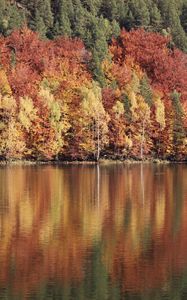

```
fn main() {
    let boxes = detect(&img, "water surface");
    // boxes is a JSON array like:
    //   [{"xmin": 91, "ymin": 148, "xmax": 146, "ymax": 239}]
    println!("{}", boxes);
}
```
[{"xmin": 0, "ymin": 163, "xmax": 186, "ymax": 299}]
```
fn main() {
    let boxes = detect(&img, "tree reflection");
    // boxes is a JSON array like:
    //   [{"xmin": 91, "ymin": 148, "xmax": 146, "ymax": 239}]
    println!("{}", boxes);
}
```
[{"xmin": 0, "ymin": 164, "xmax": 186, "ymax": 299}]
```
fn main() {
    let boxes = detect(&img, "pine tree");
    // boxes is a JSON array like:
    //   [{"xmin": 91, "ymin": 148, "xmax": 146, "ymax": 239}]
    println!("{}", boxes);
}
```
[
  {"xmin": 180, "ymin": 2, "xmax": 187, "ymax": 33},
  {"xmin": 28, "ymin": 0, "xmax": 53, "ymax": 38},
  {"xmin": 31, "ymin": 10, "xmax": 47, "ymax": 38},
  {"xmin": 0, "ymin": 0, "xmax": 7, "ymax": 34},
  {"xmin": 6, "ymin": 5, "xmax": 25, "ymax": 33},
  {"xmin": 53, "ymin": 0, "xmax": 72, "ymax": 37},
  {"xmin": 168, "ymin": 1, "xmax": 187, "ymax": 51},
  {"xmin": 124, "ymin": 9, "xmax": 134, "ymax": 30},
  {"xmin": 158, "ymin": 0, "xmax": 187, "ymax": 51},
  {"xmin": 123, "ymin": 94, "xmax": 132, "ymax": 122},
  {"xmin": 111, "ymin": 19, "xmax": 120, "ymax": 38},
  {"xmin": 0, "ymin": 1, "xmax": 25, "ymax": 36},
  {"xmin": 171, "ymin": 90, "xmax": 185, "ymax": 154},
  {"xmin": 81, "ymin": 0, "xmax": 102, "ymax": 15},
  {"xmin": 128, "ymin": 0, "xmax": 150, "ymax": 28},
  {"xmin": 100, "ymin": 0, "xmax": 118, "ymax": 21},
  {"xmin": 150, "ymin": 3, "xmax": 162, "ymax": 30},
  {"xmin": 140, "ymin": 76, "xmax": 153, "ymax": 107},
  {"xmin": 72, "ymin": 0, "xmax": 87, "ymax": 38},
  {"xmin": 116, "ymin": 0, "xmax": 129, "ymax": 24}
]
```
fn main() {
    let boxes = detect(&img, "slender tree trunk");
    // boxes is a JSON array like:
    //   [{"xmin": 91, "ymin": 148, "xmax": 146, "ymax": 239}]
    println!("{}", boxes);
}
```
[
  {"xmin": 96, "ymin": 114, "xmax": 100, "ymax": 162},
  {"xmin": 140, "ymin": 119, "xmax": 145, "ymax": 160}
]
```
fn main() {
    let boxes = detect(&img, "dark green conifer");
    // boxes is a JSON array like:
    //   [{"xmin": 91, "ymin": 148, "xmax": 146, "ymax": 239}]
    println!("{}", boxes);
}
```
[
  {"xmin": 180, "ymin": 3, "xmax": 187, "ymax": 33},
  {"xmin": 123, "ymin": 94, "xmax": 132, "ymax": 122},
  {"xmin": 140, "ymin": 76, "xmax": 153, "ymax": 107},
  {"xmin": 81, "ymin": 0, "xmax": 102, "ymax": 15},
  {"xmin": 72, "ymin": 0, "xmax": 87, "ymax": 38},
  {"xmin": 171, "ymin": 90, "xmax": 185, "ymax": 152},
  {"xmin": 158, "ymin": 0, "xmax": 187, "ymax": 51},
  {"xmin": 128, "ymin": 0, "xmax": 150, "ymax": 28},
  {"xmin": 150, "ymin": 3, "xmax": 162, "ymax": 30},
  {"xmin": 31, "ymin": 10, "xmax": 47, "ymax": 38},
  {"xmin": 53, "ymin": 0, "xmax": 72, "ymax": 37},
  {"xmin": 0, "ymin": 0, "xmax": 7, "ymax": 34},
  {"xmin": 100, "ymin": 0, "xmax": 118, "ymax": 21},
  {"xmin": 29, "ymin": 0, "xmax": 53, "ymax": 38},
  {"xmin": 0, "ymin": 1, "xmax": 25, "ymax": 36}
]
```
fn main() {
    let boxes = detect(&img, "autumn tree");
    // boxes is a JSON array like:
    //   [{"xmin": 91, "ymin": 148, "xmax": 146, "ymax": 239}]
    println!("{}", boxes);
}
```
[
  {"xmin": 81, "ymin": 82, "xmax": 109, "ymax": 161},
  {"xmin": 171, "ymin": 90, "xmax": 186, "ymax": 158}
]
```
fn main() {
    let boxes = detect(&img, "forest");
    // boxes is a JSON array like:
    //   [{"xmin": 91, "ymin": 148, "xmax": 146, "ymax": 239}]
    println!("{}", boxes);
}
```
[{"xmin": 0, "ymin": 0, "xmax": 186, "ymax": 161}]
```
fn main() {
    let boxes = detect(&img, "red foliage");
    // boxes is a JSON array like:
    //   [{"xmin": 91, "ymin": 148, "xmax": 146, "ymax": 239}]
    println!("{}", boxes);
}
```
[
  {"xmin": 0, "ymin": 28, "xmax": 90, "ymax": 100},
  {"xmin": 102, "ymin": 88, "xmax": 117, "ymax": 111},
  {"xmin": 111, "ymin": 29, "xmax": 187, "ymax": 97}
]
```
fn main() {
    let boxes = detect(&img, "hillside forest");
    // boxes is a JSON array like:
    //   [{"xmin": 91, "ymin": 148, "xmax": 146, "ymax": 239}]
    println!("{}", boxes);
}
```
[{"xmin": 0, "ymin": 0, "xmax": 186, "ymax": 161}]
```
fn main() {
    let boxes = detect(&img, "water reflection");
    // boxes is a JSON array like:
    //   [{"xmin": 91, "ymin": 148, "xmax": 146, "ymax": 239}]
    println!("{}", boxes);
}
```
[{"xmin": 0, "ymin": 164, "xmax": 186, "ymax": 299}]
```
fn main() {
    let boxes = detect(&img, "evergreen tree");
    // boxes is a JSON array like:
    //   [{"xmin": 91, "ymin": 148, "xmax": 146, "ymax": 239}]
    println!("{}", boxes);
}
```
[
  {"xmin": 116, "ymin": 0, "xmax": 129, "ymax": 24},
  {"xmin": 0, "ymin": 0, "xmax": 7, "ymax": 35},
  {"xmin": 171, "ymin": 90, "xmax": 185, "ymax": 153},
  {"xmin": 128, "ymin": 0, "xmax": 150, "ymax": 28},
  {"xmin": 180, "ymin": 2, "xmax": 187, "ymax": 33},
  {"xmin": 0, "ymin": 1, "xmax": 25, "ymax": 36},
  {"xmin": 81, "ymin": 0, "xmax": 101, "ymax": 15},
  {"xmin": 72, "ymin": 0, "xmax": 87, "ymax": 38},
  {"xmin": 100, "ymin": 0, "xmax": 118, "ymax": 21},
  {"xmin": 124, "ymin": 9, "xmax": 135, "ymax": 31},
  {"xmin": 31, "ymin": 10, "xmax": 47, "ymax": 38},
  {"xmin": 53, "ymin": 0, "xmax": 72, "ymax": 37},
  {"xmin": 28, "ymin": 0, "xmax": 53, "ymax": 38},
  {"xmin": 158, "ymin": 0, "xmax": 187, "ymax": 51},
  {"xmin": 6, "ymin": 5, "xmax": 25, "ymax": 35},
  {"xmin": 111, "ymin": 19, "xmax": 120, "ymax": 38},
  {"xmin": 149, "ymin": 3, "xmax": 162, "ymax": 30},
  {"xmin": 140, "ymin": 76, "xmax": 153, "ymax": 107},
  {"xmin": 123, "ymin": 94, "xmax": 132, "ymax": 122},
  {"xmin": 88, "ymin": 17, "xmax": 108, "ymax": 85}
]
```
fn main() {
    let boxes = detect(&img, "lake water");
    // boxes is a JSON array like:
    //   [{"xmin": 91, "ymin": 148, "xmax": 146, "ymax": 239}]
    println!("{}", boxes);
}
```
[{"xmin": 0, "ymin": 163, "xmax": 186, "ymax": 300}]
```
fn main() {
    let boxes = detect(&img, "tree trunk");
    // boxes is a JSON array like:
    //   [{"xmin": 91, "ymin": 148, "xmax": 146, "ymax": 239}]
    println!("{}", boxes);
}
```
[
  {"xmin": 96, "ymin": 114, "xmax": 100, "ymax": 162},
  {"xmin": 140, "ymin": 119, "xmax": 145, "ymax": 160}
]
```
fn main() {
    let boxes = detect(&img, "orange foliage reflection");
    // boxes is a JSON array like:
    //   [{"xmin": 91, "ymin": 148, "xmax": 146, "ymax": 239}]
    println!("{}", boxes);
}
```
[{"xmin": 0, "ymin": 164, "xmax": 186, "ymax": 297}]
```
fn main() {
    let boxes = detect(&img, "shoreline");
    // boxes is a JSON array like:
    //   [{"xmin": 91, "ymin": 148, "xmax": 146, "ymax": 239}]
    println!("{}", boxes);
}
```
[{"xmin": 0, "ymin": 158, "xmax": 186, "ymax": 166}]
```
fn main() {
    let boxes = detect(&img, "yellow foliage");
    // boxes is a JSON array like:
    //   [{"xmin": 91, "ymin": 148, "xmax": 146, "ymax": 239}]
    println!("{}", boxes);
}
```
[
  {"xmin": 81, "ymin": 82, "xmax": 110, "ymax": 125},
  {"xmin": 137, "ymin": 95, "xmax": 151, "ymax": 120},
  {"xmin": 6, "ymin": 121, "xmax": 26, "ymax": 159},
  {"xmin": 81, "ymin": 82, "xmax": 104, "ymax": 116},
  {"xmin": 154, "ymin": 96, "xmax": 166, "ymax": 129},
  {"xmin": 129, "ymin": 91, "xmax": 138, "ymax": 118},
  {"xmin": 102, "ymin": 59, "xmax": 115, "ymax": 83},
  {"xmin": 112, "ymin": 100, "xmax": 124, "ymax": 117},
  {"xmin": 125, "ymin": 135, "xmax": 133, "ymax": 148},
  {"xmin": 39, "ymin": 86, "xmax": 54, "ymax": 107},
  {"xmin": 40, "ymin": 77, "xmax": 60, "ymax": 92},
  {"xmin": 130, "ymin": 72, "xmax": 140, "ymax": 94},
  {"xmin": 0, "ymin": 95, "xmax": 16, "ymax": 112},
  {"xmin": 39, "ymin": 86, "xmax": 70, "ymax": 151},
  {"xmin": 0, "ymin": 69, "xmax": 12, "ymax": 95},
  {"xmin": 124, "ymin": 72, "xmax": 142, "ymax": 120},
  {"xmin": 18, "ymin": 97, "xmax": 37, "ymax": 131},
  {"xmin": 80, "ymin": 81, "xmax": 110, "ymax": 153}
]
